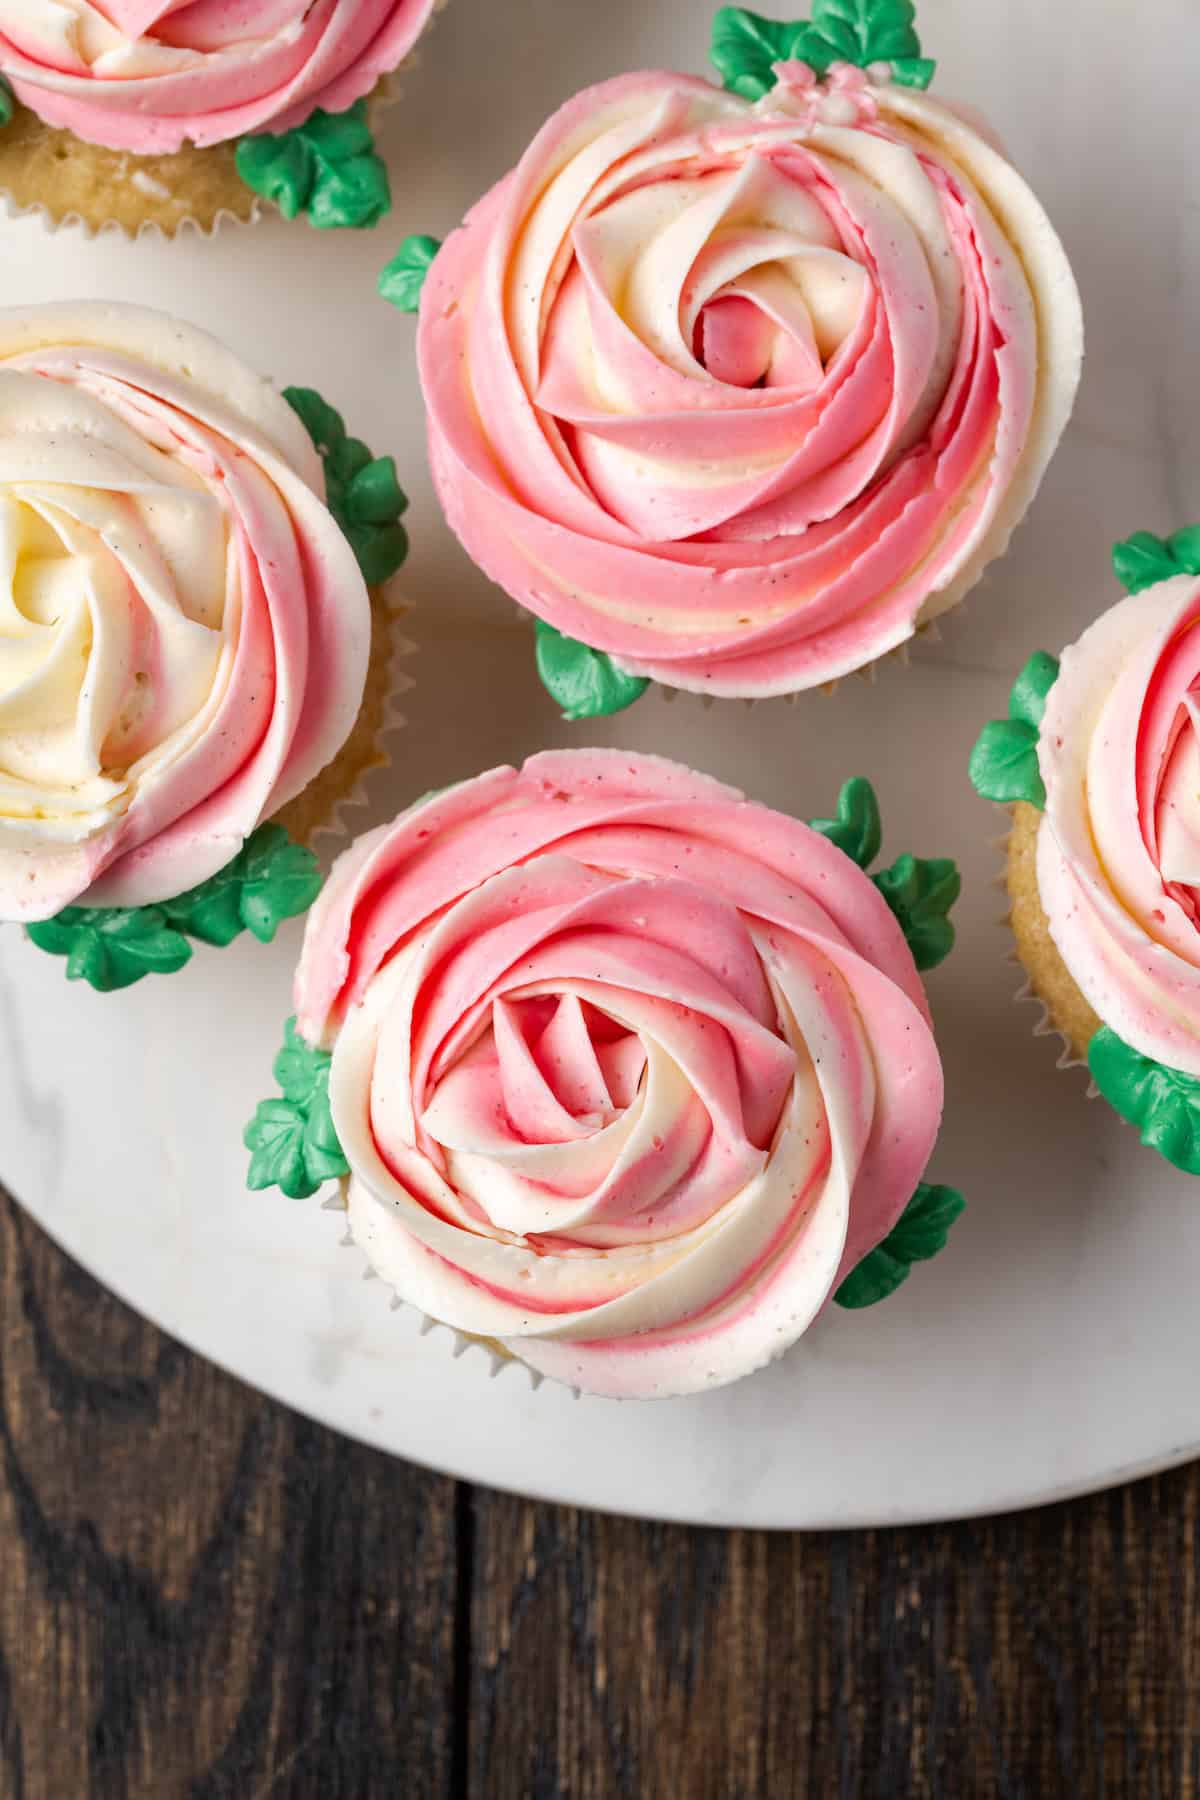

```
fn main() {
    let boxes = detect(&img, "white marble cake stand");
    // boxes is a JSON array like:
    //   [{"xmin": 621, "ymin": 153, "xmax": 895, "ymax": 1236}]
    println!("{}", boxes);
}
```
[{"xmin": 1, "ymin": 0, "xmax": 1198, "ymax": 1527}]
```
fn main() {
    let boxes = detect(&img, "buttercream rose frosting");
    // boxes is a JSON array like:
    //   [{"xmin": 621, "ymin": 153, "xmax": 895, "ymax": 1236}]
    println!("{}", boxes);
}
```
[
  {"xmin": 1037, "ymin": 575, "xmax": 1200, "ymax": 1076},
  {"xmin": 294, "ymin": 750, "xmax": 945, "ymax": 1398},
  {"xmin": 0, "ymin": 1, "xmax": 436, "ymax": 153},
  {"xmin": 0, "ymin": 302, "xmax": 369, "ymax": 922},
  {"xmin": 417, "ymin": 60, "xmax": 1082, "ymax": 697}
]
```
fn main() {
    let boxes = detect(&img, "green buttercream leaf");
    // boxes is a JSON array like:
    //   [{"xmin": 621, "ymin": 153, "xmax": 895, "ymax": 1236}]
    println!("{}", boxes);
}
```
[
  {"xmin": 284, "ymin": 386, "xmax": 409, "ymax": 585},
  {"xmin": 245, "ymin": 1018, "xmax": 349, "ymax": 1199},
  {"xmin": 967, "ymin": 650, "xmax": 1060, "ymax": 808},
  {"xmin": 300, "ymin": 106, "xmax": 374, "ymax": 161},
  {"xmin": 25, "ymin": 824, "xmax": 322, "ymax": 992},
  {"xmin": 709, "ymin": 7, "xmax": 820, "ymax": 96},
  {"xmin": 236, "ymin": 102, "xmax": 390, "ymax": 230},
  {"xmin": 889, "ymin": 55, "xmax": 935, "ymax": 87},
  {"xmin": 710, "ymin": 1, "xmax": 932, "ymax": 97},
  {"xmin": 163, "ymin": 824, "xmax": 322, "ymax": 948},
  {"xmin": 235, "ymin": 130, "xmax": 312, "ymax": 218},
  {"xmin": 808, "ymin": 776, "xmax": 882, "ymax": 870},
  {"xmin": 329, "ymin": 435, "xmax": 373, "ymax": 486},
  {"xmin": 282, "ymin": 385, "xmax": 344, "ymax": 453},
  {"xmin": 1112, "ymin": 524, "xmax": 1200, "ymax": 594},
  {"xmin": 814, "ymin": 0, "xmax": 921, "ymax": 59},
  {"xmin": 345, "ymin": 519, "xmax": 409, "ymax": 586},
  {"xmin": 873, "ymin": 853, "xmax": 960, "ymax": 970},
  {"xmin": 307, "ymin": 152, "xmax": 391, "ymax": 231},
  {"xmin": 347, "ymin": 457, "xmax": 408, "ymax": 526},
  {"xmin": 967, "ymin": 719, "xmax": 1042, "ymax": 808},
  {"xmin": 379, "ymin": 234, "xmax": 443, "ymax": 312},
  {"xmin": 1088, "ymin": 1027, "xmax": 1200, "ymax": 1175},
  {"xmin": 834, "ymin": 1182, "xmax": 965, "ymax": 1308},
  {"xmin": 1008, "ymin": 649, "xmax": 1059, "ymax": 730},
  {"xmin": 534, "ymin": 620, "xmax": 649, "ymax": 721},
  {"xmin": 0, "ymin": 76, "xmax": 14, "ymax": 130},
  {"xmin": 26, "ymin": 907, "xmax": 192, "ymax": 993}
]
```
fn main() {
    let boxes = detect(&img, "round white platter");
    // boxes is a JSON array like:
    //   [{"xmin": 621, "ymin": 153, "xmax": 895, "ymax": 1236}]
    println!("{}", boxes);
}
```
[{"xmin": 1, "ymin": 0, "xmax": 1198, "ymax": 1529}]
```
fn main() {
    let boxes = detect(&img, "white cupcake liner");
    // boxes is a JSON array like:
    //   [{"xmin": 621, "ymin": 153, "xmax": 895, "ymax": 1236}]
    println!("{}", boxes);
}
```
[
  {"xmin": 322, "ymin": 1183, "xmax": 547, "ymax": 1390},
  {"xmin": 0, "ymin": 182, "xmax": 261, "ymax": 242}
]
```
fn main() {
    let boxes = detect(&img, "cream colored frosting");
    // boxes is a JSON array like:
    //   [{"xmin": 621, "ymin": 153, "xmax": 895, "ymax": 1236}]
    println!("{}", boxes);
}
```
[
  {"xmin": 294, "ymin": 750, "xmax": 945, "ymax": 1398},
  {"xmin": 419, "ymin": 61, "xmax": 1083, "ymax": 697},
  {"xmin": 0, "ymin": 303, "xmax": 369, "ymax": 921},
  {"xmin": 1038, "ymin": 574, "xmax": 1200, "ymax": 1075}
]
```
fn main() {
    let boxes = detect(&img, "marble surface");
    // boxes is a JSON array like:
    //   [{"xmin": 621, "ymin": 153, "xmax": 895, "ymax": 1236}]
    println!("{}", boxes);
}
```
[{"xmin": 1, "ymin": 0, "xmax": 1198, "ymax": 1527}]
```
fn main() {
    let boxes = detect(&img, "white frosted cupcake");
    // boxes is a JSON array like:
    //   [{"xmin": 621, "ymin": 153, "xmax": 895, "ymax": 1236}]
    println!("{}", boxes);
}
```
[
  {"xmin": 0, "ymin": 3, "xmax": 438, "ymax": 234},
  {"xmin": 1, "ymin": 303, "xmax": 409, "ymax": 993},
  {"xmin": 382, "ymin": 2, "xmax": 1082, "ymax": 717},
  {"xmin": 248, "ymin": 751, "xmax": 965, "ymax": 1398}
]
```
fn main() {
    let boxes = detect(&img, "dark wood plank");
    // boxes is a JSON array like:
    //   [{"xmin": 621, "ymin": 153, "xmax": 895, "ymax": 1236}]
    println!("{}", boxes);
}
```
[
  {"xmin": 467, "ymin": 1469, "xmax": 1200, "ymax": 1800},
  {"xmin": 0, "ymin": 1188, "xmax": 460, "ymax": 1800}
]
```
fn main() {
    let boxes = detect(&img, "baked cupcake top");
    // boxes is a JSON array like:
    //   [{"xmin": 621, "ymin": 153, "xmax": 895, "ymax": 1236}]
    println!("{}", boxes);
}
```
[
  {"xmin": 0, "ymin": 1, "xmax": 435, "ymax": 153},
  {"xmin": 389, "ymin": 7, "xmax": 1082, "ymax": 709},
  {"xmin": 0, "ymin": 302, "xmax": 371, "ymax": 928},
  {"xmin": 970, "ymin": 527, "xmax": 1200, "ymax": 1169},
  {"xmin": 250, "ymin": 750, "xmax": 964, "ymax": 1399}
]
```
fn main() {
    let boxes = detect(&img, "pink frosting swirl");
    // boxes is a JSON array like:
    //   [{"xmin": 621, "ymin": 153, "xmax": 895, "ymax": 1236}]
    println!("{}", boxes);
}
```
[
  {"xmin": 0, "ymin": 303, "xmax": 370, "ymax": 922},
  {"xmin": 1038, "ymin": 575, "xmax": 1200, "ymax": 1075},
  {"xmin": 0, "ymin": 1, "xmax": 435, "ymax": 152},
  {"xmin": 419, "ymin": 63, "xmax": 1082, "ymax": 697},
  {"xmin": 296, "ymin": 750, "xmax": 944, "ymax": 1397}
]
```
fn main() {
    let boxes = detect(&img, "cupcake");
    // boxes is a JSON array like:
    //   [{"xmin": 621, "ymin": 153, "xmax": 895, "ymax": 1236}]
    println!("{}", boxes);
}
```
[
  {"xmin": 0, "ymin": 3, "xmax": 438, "ymax": 235},
  {"xmin": 247, "ymin": 751, "xmax": 964, "ymax": 1399},
  {"xmin": 381, "ymin": 2, "xmax": 1082, "ymax": 717},
  {"xmin": 3, "ymin": 302, "xmax": 409, "ymax": 993},
  {"xmin": 970, "ymin": 525, "xmax": 1200, "ymax": 1173}
]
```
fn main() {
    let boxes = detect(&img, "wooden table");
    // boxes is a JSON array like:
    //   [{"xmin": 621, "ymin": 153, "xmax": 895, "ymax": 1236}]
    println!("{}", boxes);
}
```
[{"xmin": 0, "ymin": 1183, "xmax": 1192, "ymax": 1800}]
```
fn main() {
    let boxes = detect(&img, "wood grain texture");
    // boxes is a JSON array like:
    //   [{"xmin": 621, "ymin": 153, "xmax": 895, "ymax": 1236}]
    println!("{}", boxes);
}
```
[
  {"xmin": 3, "ymin": 1181, "xmax": 1200, "ymax": 1800},
  {"xmin": 0, "ymin": 1189, "xmax": 459, "ymax": 1800},
  {"xmin": 467, "ymin": 1475, "xmax": 1200, "ymax": 1800}
]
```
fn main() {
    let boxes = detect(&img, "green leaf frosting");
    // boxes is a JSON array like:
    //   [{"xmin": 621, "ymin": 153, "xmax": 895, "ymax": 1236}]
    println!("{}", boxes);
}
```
[
  {"xmin": 534, "ymin": 621, "xmax": 650, "ymax": 721},
  {"xmin": 1111, "ymin": 525, "xmax": 1200, "ymax": 595},
  {"xmin": 872, "ymin": 853, "xmax": 960, "ymax": 971},
  {"xmin": 235, "ymin": 102, "xmax": 391, "ymax": 231},
  {"xmin": 967, "ymin": 650, "xmax": 1060, "ymax": 810},
  {"xmin": 284, "ymin": 386, "xmax": 409, "ymax": 586},
  {"xmin": 245, "ymin": 1017, "xmax": 349, "ymax": 1199},
  {"xmin": 379, "ymin": 234, "xmax": 443, "ymax": 313},
  {"xmin": 0, "ymin": 76, "xmax": 14, "ymax": 130},
  {"xmin": 807, "ymin": 776, "xmax": 882, "ymax": 870},
  {"xmin": 806, "ymin": 778, "xmax": 959, "ymax": 965},
  {"xmin": 26, "ymin": 824, "xmax": 320, "ymax": 993},
  {"xmin": 163, "ymin": 824, "xmax": 323, "ymax": 947},
  {"xmin": 26, "ymin": 908, "xmax": 192, "ymax": 993},
  {"xmin": 710, "ymin": 1, "xmax": 933, "ymax": 100},
  {"xmin": 834, "ymin": 1182, "xmax": 965, "ymax": 1308},
  {"xmin": 1088, "ymin": 1027, "xmax": 1200, "ymax": 1175}
]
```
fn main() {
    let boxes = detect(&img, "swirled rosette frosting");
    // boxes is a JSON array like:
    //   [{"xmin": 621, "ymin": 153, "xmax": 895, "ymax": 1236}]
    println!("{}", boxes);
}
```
[
  {"xmin": 0, "ymin": 302, "xmax": 369, "ymax": 922},
  {"xmin": 417, "ymin": 59, "xmax": 1082, "ymax": 698},
  {"xmin": 294, "ymin": 750, "xmax": 945, "ymax": 1397},
  {"xmin": 0, "ymin": 1, "xmax": 435, "ymax": 153},
  {"xmin": 1037, "ymin": 575, "xmax": 1200, "ymax": 1076}
]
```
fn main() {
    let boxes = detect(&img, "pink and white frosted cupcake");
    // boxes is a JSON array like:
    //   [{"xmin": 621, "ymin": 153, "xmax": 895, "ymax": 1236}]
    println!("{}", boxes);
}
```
[
  {"xmin": 382, "ymin": 3, "xmax": 1082, "ymax": 718},
  {"xmin": 2, "ymin": 302, "xmax": 411, "ymax": 995},
  {"xmin": 0, "ymin": 2, "xmax": 439, "ymax": 235},
  {"xmin": 247, "ymin": 750, "xmax": 964, "ymax": 1398}
]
